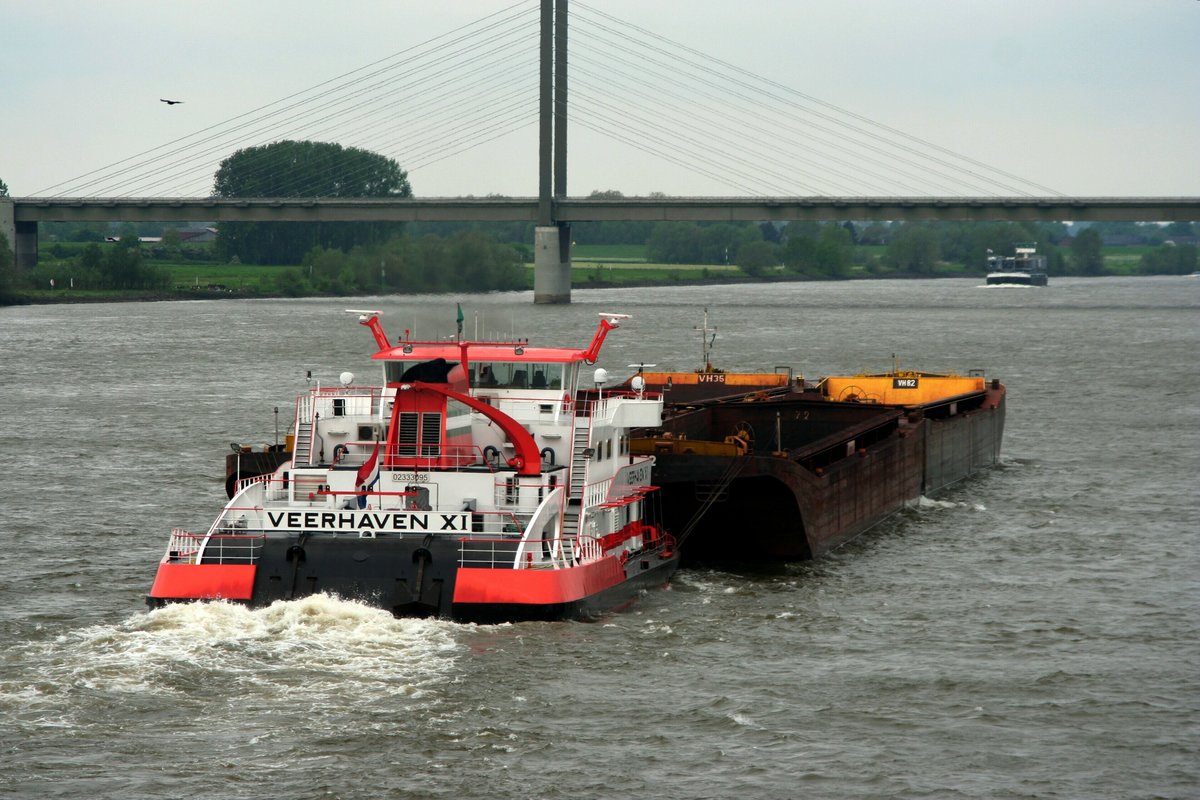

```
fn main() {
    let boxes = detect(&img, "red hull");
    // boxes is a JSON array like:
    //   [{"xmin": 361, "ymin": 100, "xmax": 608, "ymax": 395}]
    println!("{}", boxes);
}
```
[
  {"xmin": 149, "ymin": 562, "xmax": 257, "ymax": 601},
  {"xmin": 147, "ymin": 538, "xmax": 678, "ymax": 622},
  {"xmin": 452, "ymin": 556, "xmax": 625, "ymax": 606}
]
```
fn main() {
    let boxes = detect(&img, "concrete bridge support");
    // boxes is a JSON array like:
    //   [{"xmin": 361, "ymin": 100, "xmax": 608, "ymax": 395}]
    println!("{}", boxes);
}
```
[
  {"xmin": 0, "ymin": 200, "xmax": 12, "ymax": 259},
  {"xmin": 533, "ymin": 223, "xmax": 572, "ymax": 304},
  {"xmin": 0, "ymin": 200, "xmax": 37, "ymax": 269}
]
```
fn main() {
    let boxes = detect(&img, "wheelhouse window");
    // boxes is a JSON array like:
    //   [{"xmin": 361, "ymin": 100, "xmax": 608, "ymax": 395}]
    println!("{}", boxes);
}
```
[
  {"xmin": 472, "ymin": 362, "xmax": 570, "ymax": 390},
  {"xmin": 385, "ymin": 359, "xmax": 461, "ymax": 384}
]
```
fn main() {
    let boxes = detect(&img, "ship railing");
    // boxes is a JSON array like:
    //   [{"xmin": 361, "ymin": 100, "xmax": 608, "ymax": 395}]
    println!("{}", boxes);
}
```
[
  {"xmin": 581, "ymin": 475, "xmax": 614, "ymax": 509},
  {"xmin": 235, "ymin": 471, "xmax": 274, "ymax": 496},
  {"xmin": 573, "ymin": 534, "xmax": 603, "ymax": 564},
  {"xmin": 383, "ymin": 443, "xmax": 493, "ymax": 472},
  {"xmin": 459, "ymin": 533, "xmax": 567, "ymax": 569},
  {"xmin": 489, "ymin": 476, "xmax": 569, "ymax": 514},
  {"xmin": 577, "ymin": 391, "xmax": 664, "ymax": 420},
  {"xmin": 307, "ymin": 386, "xmax": 385, "ymax": 419},
  {"xmin": 464, "ymin": 508, "xmax": 530, "ymax": 538},
  {"xmin": 459, "ymin": 536, "xmax": 520, "ymax": 568},
  {"xmin": 165, "ymin": 528, "xmax": 264, "ymax": 565}
]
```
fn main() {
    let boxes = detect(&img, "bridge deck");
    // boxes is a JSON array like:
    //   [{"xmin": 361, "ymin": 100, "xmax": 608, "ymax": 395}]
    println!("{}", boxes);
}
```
[{"xmin": 9, "ymin": 196, "xmax": 1200, "ymax": 223}]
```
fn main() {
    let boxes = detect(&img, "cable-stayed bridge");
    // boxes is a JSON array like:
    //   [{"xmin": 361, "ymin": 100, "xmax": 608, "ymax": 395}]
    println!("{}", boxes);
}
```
[{"xmin": 3, "ymin": 0, "xmax": 1197, "ymax": 302}]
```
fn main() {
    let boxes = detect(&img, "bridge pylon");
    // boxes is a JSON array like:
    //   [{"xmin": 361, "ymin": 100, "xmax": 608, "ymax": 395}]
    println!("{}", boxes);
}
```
[{"xmin": 533, "ymin": 0, "xmax": 571, "ymax": 304}]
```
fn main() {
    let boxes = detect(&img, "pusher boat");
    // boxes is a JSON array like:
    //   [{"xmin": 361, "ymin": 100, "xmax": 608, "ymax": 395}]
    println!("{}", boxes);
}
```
[{"xmin": 147, "ymin": 311, "xmax": 678, "ymax": 622}]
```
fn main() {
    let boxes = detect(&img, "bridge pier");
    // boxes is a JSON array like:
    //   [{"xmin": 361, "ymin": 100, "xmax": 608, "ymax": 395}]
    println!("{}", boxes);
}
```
[
  {"xmin": 0, "ymin": 201, "xmax": 37, "ymax": 269},
  {"xmin": 533, "ymin": 223, "xmax": 571, "ymax": 304}
]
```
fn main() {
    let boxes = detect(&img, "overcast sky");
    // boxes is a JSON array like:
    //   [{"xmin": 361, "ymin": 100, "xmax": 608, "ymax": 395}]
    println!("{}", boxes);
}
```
[{"xmin": 2, "ymin": 0, "xmax": 1197, "ymax": 198}]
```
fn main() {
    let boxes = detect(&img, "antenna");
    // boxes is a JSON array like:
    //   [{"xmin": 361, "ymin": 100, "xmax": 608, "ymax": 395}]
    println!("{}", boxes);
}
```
[{"xmin": 694, "ymin": 307, "xmax": 717, "ymax": 370}]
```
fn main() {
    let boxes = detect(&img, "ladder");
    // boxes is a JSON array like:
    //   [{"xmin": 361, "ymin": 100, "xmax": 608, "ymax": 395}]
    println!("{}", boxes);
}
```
[
  {"xmin": 292, "ymin": 396, "xmax": 315, "ymax": 465},
  {"xmin": 568, "ymin": 418, "xmax": 590, "ymax": 502},
  {"xmin": 294, "ymin": 419, "xmax": 314, "ymax": 466},
  {"xmin": 560, "ymin": 417, "xmax": 591, "ymax": 550}
]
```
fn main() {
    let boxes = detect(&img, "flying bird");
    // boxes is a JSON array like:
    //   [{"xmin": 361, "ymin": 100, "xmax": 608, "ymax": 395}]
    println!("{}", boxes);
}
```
[{"xmin": 160, "ymin": 98, "xmax": 183, "ymax": 105}]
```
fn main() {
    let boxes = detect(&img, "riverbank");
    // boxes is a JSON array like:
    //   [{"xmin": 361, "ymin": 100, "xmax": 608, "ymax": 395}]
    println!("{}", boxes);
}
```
[{"xmin": 3, "ymin": 270, "xmax": 995, "ymax": 306}]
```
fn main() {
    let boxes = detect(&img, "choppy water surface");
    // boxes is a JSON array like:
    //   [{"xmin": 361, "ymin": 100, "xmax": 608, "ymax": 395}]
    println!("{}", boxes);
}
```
[{"xmin": 1, "ymin": 278, "xmax": 1197, "ymax": 799}]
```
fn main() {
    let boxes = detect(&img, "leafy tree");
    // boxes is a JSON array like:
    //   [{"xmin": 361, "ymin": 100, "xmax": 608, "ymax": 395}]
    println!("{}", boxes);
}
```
[
  {"xmin": 759, "ymin": 221, "xmax": 782, "ymax": 243},
  {"xmin": 299, "ymin": 230, "xmax": 523, "ymax": 294},
  {"xmin": 815, "ymin": 225, "xmax": 853, "ymax": 277},
  {"xmin": 158, "ymin": 228, "xmax": 185, "ymax": 260},
  {"xmin": 1071, "ymin": 228, "xmax": 1104, "ymax": 275},
  {"xmin": 737, "ymin": 240, "xmax": 778, "ymax": 276},
  {"xmin": 646, "ymin": 222, "xmax": 702, "ymax": 264},
  {"xmin": 645, "ymin": 222, "xmax": 762, "ymax": 265},
  {"xmin": 213, "ymin": 140, "xmax": 411, "ymax": 265},
  {"xmin": 782, "ymin": 233, "xmax": 817, "ymax": 274},
  {"xmin": 0, "ymin": 177, "xmax": 8, "ymax": 196},
  {"xmin": 273, "ymin": 268, "xmax": 310, "ymax": 296},
  {"xmin": 1086, "ymin": 221, "xmax": 1167, "ymax": 246},
  {"xmin": 886, "ymin": 224, "xmax": 941, "ymax": 274},
  {"xmin": 81, "ymin": 243, "xmax": 103, "ymax": 273},
  {"xmin": 697, "ymin": 223, "xmax": 760, "ymax": 265},
  {"xmin": 858, "ymin": 222, "xmax": 890, "ymax": 245},
  {"xmin": 1140, "ymin": 242, "xmax": 1197, "ymax": 275},
  {"xmin": 41, "ymin": 221, "xmax": 103, "ymax": 243},
  {"xmin": 100, "ymin": 234, "xmax": 144, "ymax": 288}
]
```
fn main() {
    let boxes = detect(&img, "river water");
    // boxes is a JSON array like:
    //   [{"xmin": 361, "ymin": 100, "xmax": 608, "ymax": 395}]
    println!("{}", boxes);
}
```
[{"xmin": 1, "ymin": 277, "xmax": 1197, "ymax": 799}]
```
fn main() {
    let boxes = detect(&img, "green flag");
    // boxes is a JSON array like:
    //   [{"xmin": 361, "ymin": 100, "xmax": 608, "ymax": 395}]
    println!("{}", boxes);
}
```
[{"xmin": 456, "ymin": 303, "xmax": 464, "ymax": 338}]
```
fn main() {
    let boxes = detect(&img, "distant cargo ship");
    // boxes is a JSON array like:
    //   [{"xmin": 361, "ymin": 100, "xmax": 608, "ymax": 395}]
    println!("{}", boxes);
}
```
[{"xmin": 986, "ymin": 244, "xmax": 1048, "ymax": 286}]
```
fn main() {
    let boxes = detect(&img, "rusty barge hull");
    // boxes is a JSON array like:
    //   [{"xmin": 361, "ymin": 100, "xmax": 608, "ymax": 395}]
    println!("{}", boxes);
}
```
[{"xmin": 635, "ymin": 383, "xmax": 1005, "ymax": 563}]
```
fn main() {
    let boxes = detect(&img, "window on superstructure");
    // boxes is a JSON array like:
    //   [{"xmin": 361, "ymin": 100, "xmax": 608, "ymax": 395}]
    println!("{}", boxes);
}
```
[
  {"xmin": 385, "ymin": 362, "xmax": 411, "ymax": 383},
  {"xmin": 472, "ymin": 362, "xmax": 567, "ymax": 390}
]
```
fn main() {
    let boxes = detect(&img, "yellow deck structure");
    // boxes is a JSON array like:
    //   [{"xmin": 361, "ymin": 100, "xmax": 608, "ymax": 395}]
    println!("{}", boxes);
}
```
[
  {"xmin": 819, "ymin": 372, "xmax": 987, "ymax": 406},
  {"xmin": 638, "ymin": 370, "xmax": 793, "ymax": 389}
]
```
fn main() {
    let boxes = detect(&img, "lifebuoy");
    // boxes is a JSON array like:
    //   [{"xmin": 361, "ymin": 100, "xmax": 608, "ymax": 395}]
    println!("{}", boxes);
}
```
[{"xmin": 332, "ymin": 443, "xmax": 350, "ymax": 463}]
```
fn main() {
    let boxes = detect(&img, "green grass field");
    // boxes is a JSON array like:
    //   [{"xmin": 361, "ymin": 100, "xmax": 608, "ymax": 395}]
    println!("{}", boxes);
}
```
[
  {"xmin": 570, "ymin": 244, "xmax": 646, "ymax": 261},
  {"xmin": 21, "ymin": 241, "xmax": 1160, "ymax": 302},
  {"xmin": 159, "ymin": 262, "xmax": 294, "ymax": 290}
]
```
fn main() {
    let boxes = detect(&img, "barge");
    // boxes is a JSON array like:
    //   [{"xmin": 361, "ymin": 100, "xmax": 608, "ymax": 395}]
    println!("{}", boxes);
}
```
[{"xmin": 631, "ymin": 369, "xmax": 1005, "ymax": 562}]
